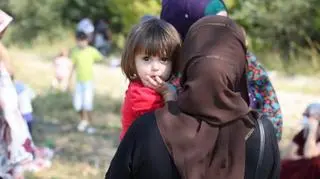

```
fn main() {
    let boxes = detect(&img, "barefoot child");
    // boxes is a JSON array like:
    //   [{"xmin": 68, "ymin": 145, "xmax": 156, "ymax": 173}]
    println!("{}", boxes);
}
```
[{"xmin": 120, "ymin": 18, "xmax": 181, "ymax": 139}]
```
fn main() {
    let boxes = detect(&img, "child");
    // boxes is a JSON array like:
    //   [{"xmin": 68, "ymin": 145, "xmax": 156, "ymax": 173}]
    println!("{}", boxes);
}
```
[
  {"xmin": 119, "ymin": 18, "xmax": 181, "ymax": 139},
  {"xmin": 12, "ymin": 76, "xmax": 36, "ymax": 135},
  {"xmin": 68, "ymin": 31, "xmax": 104, "ymax": 133},
  {"xmin": 161, "ymin": 0, "xmax": 283, "ymax": 140},
  {"xmin": 52, "ymin": 49, "xmax": 72, "ymax": 91}
]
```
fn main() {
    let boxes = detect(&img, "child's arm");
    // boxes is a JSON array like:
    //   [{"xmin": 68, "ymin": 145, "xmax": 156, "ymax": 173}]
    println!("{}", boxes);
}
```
[
  {"xmin": 93, "ymin": 48, "xmax": 104, "ymax": 62},
  {"xmin": 67, "ymin": 64, "xmax": 75, "ymax": 91}
]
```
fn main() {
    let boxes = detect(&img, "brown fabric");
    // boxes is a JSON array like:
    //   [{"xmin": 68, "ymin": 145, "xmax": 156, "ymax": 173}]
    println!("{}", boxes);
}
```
[{"xmin": 156, "ymin": 16, "xmax": 254, "ymax": 179}]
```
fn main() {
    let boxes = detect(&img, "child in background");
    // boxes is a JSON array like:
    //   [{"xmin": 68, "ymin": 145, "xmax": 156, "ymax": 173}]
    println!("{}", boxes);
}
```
[
  {"xmin": 12, "ymin": 76, "xmax": 36, "ymax": 135},
  {"xmin": 68, "ymin": 31, "xmax": 104, "ymax": 133},
  {"xmin": 120, "ymin": 18, "xmax": 181, "ymax": 140},
  {"xmin": 52, "ymin": 49, "xmax": 72, "ymax": 92}
]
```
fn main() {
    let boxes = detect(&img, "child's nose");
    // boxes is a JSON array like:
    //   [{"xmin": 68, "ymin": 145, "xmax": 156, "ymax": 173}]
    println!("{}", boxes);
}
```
[{"xmin": 151, "ymin": 61, "xmax": 160, "ymax": 71}]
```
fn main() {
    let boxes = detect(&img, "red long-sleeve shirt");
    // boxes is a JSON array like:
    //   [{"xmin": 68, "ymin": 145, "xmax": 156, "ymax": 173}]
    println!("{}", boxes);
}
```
[{"xmin": 120, "ymin": 81, "xmax": 164, "ymax": 140}]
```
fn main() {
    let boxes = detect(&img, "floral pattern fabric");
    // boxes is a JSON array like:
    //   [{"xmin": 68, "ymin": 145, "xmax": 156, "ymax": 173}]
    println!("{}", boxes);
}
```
[{"xmin": 247, "ymin": 52, "xmax": 283, "ymax": 140}]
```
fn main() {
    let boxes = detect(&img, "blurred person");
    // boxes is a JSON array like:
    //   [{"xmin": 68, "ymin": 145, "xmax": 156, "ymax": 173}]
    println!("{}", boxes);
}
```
[
  {"xmin": 52, "ymin": 49, "xmax": 72, "ymax": 91},
  {"xmin": 118, "ymin": 18, "xmax": 181, "ymax": 140},
  {"xmin": 94, "ymin": 19, "xmax": 112, "ymax": 56},
  {"xmin": 77, "ymin": 17, "xmax": 95, "ymax": 44},
  {"xmin": 12, "ymin": 75, "xmax": 36, "ymax": 135},
  {"xmin": 281, "ymin": 103, "xmax": 320, "ymax": 179},
  {"xmin": 0, "ymin": 10, "xmax": 34, "ymax": 179},
  {"xmin": 68, "ymin": 31, "xmax": 104, "ymax": 133}
]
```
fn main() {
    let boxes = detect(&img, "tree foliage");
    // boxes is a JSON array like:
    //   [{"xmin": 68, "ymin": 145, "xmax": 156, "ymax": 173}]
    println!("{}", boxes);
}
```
[
  {"xmin": 231, "ymin": 0, "xmax": 320, "ymax": 53},
  {"xmin": 0, "ymin": 0, "xmax": 319, "ymax": 54}
]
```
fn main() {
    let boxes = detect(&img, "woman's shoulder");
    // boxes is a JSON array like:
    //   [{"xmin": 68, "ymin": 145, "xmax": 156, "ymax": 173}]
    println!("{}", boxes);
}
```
[{"xmin": 130, "ymin": 112, "xmax": 157, "ymax": 132}]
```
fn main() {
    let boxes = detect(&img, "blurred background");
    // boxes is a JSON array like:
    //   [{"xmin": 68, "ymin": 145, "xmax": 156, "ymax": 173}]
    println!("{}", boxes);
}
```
[{"xmin": 0, "ymin": 0, "xmax": 320, "ymax": 178}]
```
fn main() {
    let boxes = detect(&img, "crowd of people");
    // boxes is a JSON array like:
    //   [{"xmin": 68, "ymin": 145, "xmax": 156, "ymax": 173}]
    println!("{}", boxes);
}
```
[{"xmin": 1, "ymin": 0, "xmax": 320, "ymax": 178}]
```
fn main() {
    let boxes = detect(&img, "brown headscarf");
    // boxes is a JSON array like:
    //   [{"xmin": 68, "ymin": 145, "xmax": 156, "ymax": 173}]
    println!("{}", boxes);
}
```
[{"xmin": 156, "ymin": 16, "xmax": 254, "ymax": 179}]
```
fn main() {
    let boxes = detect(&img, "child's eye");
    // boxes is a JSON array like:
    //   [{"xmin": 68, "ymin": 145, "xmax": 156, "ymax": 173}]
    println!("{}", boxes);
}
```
[
  {"xmin": 143, "ymin": 56, "xmax": 150, "ymax": 61},
  {"xmin": 160, "ymin": 57, "xmax": 169, "ymax": 63}
]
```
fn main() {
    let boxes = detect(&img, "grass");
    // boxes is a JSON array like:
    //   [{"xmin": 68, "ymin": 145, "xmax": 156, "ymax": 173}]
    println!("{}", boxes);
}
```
[
  {"xmin": 270, "ymin": 74, "xmax": 320, "ymax": 95},
  {"xmin": 257, "ymin": 47, "xmax": 320, "ymax": 76}
]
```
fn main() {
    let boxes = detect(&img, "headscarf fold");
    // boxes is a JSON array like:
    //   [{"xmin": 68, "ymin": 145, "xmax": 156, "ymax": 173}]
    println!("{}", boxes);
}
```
[{"xmin": 156, "ymin": 16, "xmax": 254, "ymax": 179}]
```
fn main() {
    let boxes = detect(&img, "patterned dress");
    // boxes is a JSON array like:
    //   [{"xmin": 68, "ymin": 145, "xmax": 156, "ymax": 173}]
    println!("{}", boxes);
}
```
[
  {"xmin": 247, "ymin": 52, "xmax": 283, "ymax": 140},
  {"xmin": 0, "ymin": 64, "xmax": 33, "ymax": 178}
]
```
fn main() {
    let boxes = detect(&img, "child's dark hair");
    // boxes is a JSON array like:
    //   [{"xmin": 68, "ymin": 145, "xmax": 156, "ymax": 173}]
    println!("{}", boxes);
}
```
[
  {"xmin": 121, "ymin": 18, "xmax": 181, "ymax": 80},
  {"xmin": 76, "ymin": 31, "xmax": 88, "ymax": 40}
]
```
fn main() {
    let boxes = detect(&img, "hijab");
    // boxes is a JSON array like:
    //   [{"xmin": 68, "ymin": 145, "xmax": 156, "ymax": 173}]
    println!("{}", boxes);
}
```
[{"xmin": 156, "ymin": 15, "xmax": 254, "ymax": 179}]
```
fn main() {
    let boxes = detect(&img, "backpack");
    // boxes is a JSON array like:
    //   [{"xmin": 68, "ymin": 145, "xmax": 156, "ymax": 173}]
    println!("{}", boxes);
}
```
[{"xmin": 245, "ymin": 113, "xmax": 280, "ymax": 179}]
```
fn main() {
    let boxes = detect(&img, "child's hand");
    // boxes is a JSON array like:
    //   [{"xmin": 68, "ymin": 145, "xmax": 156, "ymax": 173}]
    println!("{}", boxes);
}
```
[{"xmin": 145, "ymin": 76, "xmax": 177, "ymax": 101}]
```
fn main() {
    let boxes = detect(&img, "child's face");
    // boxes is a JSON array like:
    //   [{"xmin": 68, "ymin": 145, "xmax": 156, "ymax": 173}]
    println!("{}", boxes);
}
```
[
  {"xmin": 77, "ymin": 39, "xmax": 89, "ymax": 48},
  {"xmin": 135, "ymin": 53, "xmax": 172, "ymax": 86}
]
